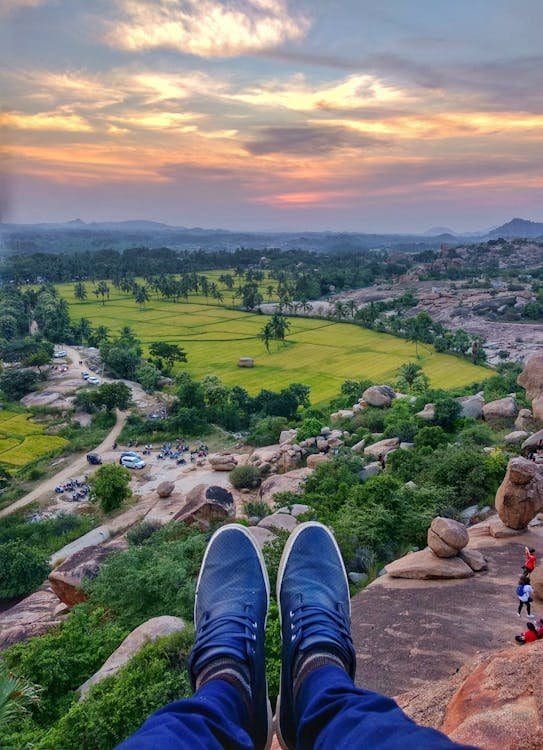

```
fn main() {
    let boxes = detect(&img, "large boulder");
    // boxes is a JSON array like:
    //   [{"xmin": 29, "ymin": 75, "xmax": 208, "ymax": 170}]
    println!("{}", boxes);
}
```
[
  {"xmin": 78, "ymin": 616, "xmax": 186, "ymax": 698},
  {"xmin": 363, "ymin": 437, "xmax": 399, "ymax": 460},
  {"xmin": 306, "ymin": 453, "xmax": 330, "ymax": 469},
  {"xmin": 495, "ymin": 457, "xmax": 543, "ymax": 529},
  {"xmin": 50, "ymin": 526, "xmax": 110, "ymax": 567},
  {"xmin": 521, "ymin": 429, "xmax": 543, "ymax": 451},
  {"xmin": 427, "ymin": 517, "xmax": 469, "ymax": 558},
  {"xmin": 279, "ymin": 429, "xmax": 297, "ymax": 445},
  {"xmin": 504, "ymin": 430, "xmax": 530, "ymax": 445},
  {"xmin": 156, "ymin": 481, "xmax": 175, "ymax": 498},
  {"xmin": 0, "ymin": 586, "xmax": 63, "ymax": 651},
  {"xmin": 532, "ymin": 396, "xmax": 543, "ymax": 422},
  {"xmin": 517, "ymin": 351, "xmax": 543, "ymax": 400},
  {"xmin": 515, "ymin": 408, "xmax": 534, "ymax": 432},
  {"xmin": 174, "ymin": 484, "xmax": 234, "ymax": 528},
  {"xmin": 259, "ymin": 468, "xmax": 311, "ymax": 506},
  {"xmin": 385, "ymin": 548, "xmax": 473, "ymax": 580},
  {"xmin": 456, "ymin": 393, "xmax": 484, "ymax": 420},
  {"xmin": 531, "ymin": 564, "xmax": 543, "ymax": 602},
  {"xmin": 48, "ymin": 540, "xmax": 126, "ymax": 606},
  {"xmin": 441, "ymin": 641, "xmax": 543, "ymax": 749},
  {"xmin": 209, "ymin": 452, "xmax": 237, "ymax": 471},
  {"xmin": 416, "ymin": 403, "xmax": 435, "ymax": 421},
  {"xmin": 459, "ymin": 548, "xmax": 487, "ymax": 572},
  {"xmin": 482, "ymin": 395, "xmax": 518, "ymax": 422},
  {"xmin": 362, "ymin": 385, "xmax": 396, "ymax": 408},
  {"xmin": 258, "ymin": 512, "xmax": 297, "ymax": 533}
]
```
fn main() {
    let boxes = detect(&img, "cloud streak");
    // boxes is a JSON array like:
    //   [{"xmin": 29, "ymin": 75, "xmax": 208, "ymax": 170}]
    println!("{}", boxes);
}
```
[{"xmin": 106, "ymin": 0, "xmax": 309, "ymax": 57}]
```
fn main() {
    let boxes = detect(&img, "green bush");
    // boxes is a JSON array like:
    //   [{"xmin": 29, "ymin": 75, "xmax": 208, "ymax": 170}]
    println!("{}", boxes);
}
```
[
  {"xmin": 126, "ymin": 521, "xmax": 162, "ymax": 546},
  {"xmin": 36, "ymin": 631, "xmax": 193, "ymax": 750},
  {"xmin": 413, "ymin": 426, "xmax": 448, "ymax": 449},
  {"xmin": 296, "ymin": 417, "xmax": 324, "ymax": 442},
  {"xmin": 86, "ymin": 529, "xmax": 206, "ymax": 630},
  {"xmin": 243, "ymin": 501, "xmax": 269, "ymax": 521},
  {"xmin": 3, "ymin": 606, "xmax": 127, "ymax": 720},
  {"xmin": 90, "ymin": 464, "xmax": 132, "ymax": 514},
  {"xmin": 457, "ymin": 422, "xmax": 495, "ymax": 446},
  {"xmin": 0, "ymin": 541, "xmax": 50, "ymax": 599},
  {"xmin": 229, "ymin": 464, "xmax": 261, "ymax": 489},
  {"xmin": 247, "ymin": 416, "xmax": 288, "ymax": 446},
  {"xmin": 433, "ymin": 397, "xmax": 461, "ymax": 430}
]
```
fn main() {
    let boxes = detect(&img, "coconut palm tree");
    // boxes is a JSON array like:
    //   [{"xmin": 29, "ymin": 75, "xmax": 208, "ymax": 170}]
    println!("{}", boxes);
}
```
[{"xmin": 0, "ymin": 667, "xmax": 41, "ymax": 734}]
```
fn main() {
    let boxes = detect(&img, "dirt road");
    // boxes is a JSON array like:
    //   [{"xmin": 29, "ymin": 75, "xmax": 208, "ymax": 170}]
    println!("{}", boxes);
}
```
[{"xmin": 0, "ymin": 409, "xmax": 128, "ymax": 519}]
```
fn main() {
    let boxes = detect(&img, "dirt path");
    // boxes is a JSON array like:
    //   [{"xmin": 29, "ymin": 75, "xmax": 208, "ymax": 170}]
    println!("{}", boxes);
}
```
[{"xmin": 0, "ymin": 409, "xmax": 128, "ymax": 519}]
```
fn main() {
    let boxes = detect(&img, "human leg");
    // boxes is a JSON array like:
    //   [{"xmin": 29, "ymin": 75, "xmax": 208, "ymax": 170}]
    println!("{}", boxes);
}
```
[
  {"xmin": 117, "ymin": 524, "xmax": 272, "ymax": 750},
  {"xmin": 276, "ymin": 522, "xmax": 474, "ymax": 750}
]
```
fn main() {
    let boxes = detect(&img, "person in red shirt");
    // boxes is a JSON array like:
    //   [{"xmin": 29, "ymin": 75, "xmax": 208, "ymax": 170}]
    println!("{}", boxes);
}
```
[
  {"xmin": 523, "ymin": 547, "xmax": 537, "ymax": 574},
  {"xmin": 515, "ymin": 622, "xmax": 538, "ymax": 644}
]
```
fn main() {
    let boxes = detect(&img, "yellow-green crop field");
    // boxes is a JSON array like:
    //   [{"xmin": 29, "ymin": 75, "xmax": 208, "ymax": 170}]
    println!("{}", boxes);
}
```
[
  {"xmin": 0, "ymin": 411, "xmax": 68, "ymax": 468},
  {"xmin": 58, "ymin": 279, "xmax": 491, "ymax": 403}
]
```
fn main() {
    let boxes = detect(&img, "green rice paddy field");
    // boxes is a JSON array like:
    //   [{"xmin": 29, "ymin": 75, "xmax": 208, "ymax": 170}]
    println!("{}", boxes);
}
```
[
  {"xmin": 59, "ymin": 279, "xmax": 490, "ymax": 403},
  {"xmin": 0, "ymin": 410, "xmax": 68, "ymax": 469}
]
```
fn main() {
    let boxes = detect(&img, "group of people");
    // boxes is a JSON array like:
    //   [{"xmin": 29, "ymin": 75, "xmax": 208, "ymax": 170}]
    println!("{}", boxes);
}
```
[{"xmin": 515, "ymin": 546, "xmax": 542, "ymax": 644}]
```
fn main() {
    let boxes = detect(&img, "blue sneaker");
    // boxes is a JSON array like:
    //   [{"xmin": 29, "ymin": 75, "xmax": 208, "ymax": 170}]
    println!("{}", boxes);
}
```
[
  {"xmin": 276, "ymin": 522, "xmax": 356, "ymax": 750},
  {"xmin": 188, "ymin": 524, "xmax": 272, "ymax": 750}
]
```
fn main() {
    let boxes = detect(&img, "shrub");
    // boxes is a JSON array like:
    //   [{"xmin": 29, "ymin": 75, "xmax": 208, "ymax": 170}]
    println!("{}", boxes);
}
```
[
  {"xmin": 414, "ymin": 426, "xmax": 448, "ymax": 449},
  {"xmin": 359, "ymin": 408, "xmax": 385, "ymax": 433},
  {"xmin": 2, "ymin": 606, "xmax": 126, "ymax": 719},
  {"xmin": 0, "ymin": 541, "xmax": 49, "ymax": 599},
  {"xmin": 296, "ymin": 417, "xmax": 324, "ymax": 442},
  {"xmin": 243, "ymin": 501, "xmax": 269, "ymax": 521},
  {"xmin": 457, "ymin": 422, "xmax": 494, "ymax": 446},
  {"xmin": 90, "ymin": 464, "xmax": 132, "ymax": 514},
  {"xmin": 433, "ymin": 397, "xmax": 461, "ymax": 430},
  {"xmin": 247, "ymin": 416, "xmax": 288, "ymax": 446},
  {"xmin": 229, "ymin": 464, "xmax": 261, "ymax": 489},
  {"xmin": 87, "ymin": 530, "xmax": 206, "ymax": 630},
  {"xmin": 36, "ymin": 631, "xmax": 193, "ymax": 750},
  {"xmin": 126, "ymin": 521, "xmax": 162, "ymax": 546}
]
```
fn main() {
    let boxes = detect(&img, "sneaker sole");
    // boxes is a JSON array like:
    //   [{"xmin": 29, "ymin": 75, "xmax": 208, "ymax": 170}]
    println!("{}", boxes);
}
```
[
  {"xmin": 194, "ymin": 523, "xmax": 273, "ymax": 750},
  {"xmin": 274, "ymin": 522, "xmax": 350, "ymax": 750}
]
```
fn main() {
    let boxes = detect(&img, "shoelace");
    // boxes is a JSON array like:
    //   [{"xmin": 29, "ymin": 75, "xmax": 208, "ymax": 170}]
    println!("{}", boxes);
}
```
[
  {"xmin": 290, "ymin": 603, "xmax": 353, "ymax": 664},
  {"xmin": 193, "ymin": 611, "xmax": 258, "ymax": 660}
]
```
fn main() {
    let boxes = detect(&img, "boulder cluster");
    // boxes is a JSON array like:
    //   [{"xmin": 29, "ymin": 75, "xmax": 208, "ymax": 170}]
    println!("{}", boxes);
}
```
[{"xmin": 386, "ymin": 517, "xmax": 487, "ymax": 580}]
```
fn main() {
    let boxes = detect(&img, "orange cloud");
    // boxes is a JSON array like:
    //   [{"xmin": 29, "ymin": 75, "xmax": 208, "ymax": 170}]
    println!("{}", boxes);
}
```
[
  {"xmin": 0, "ymin": 110, "xmax": 92, "ymax": 132},
  {"xmin": 252, "ymin": 189, "xmax": 354, "ymax": 207}
]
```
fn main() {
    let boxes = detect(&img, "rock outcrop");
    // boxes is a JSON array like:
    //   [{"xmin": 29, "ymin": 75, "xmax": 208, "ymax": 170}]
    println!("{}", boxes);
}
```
[
  {"xmin": 78, "ymin": 616, "xmax": 186, "ymax": 698},
  {"xmin": 363, "ymin": 437, "xmax": 399, "ymax": 460},
  {"xmin": 495, "ymin": 457, "xmax": 543, "ymax": 530},
  {"xmin": 49, "ymin": 541, "xmax": 126, "ymax": 606},
  {"xmin": 306, "ymin": 453, "xmax": 330, "ymax": 468},
  {"xmin": 0, "ymin": 586, "xmax": 63, "ymax": 650},
  {"xmin": 174, "ymin": 484, "xmax": 234, "ymax": 528},
  {"xmin": 362, "ymin": 385, "xmax": 395, "ymax": 408},
  {"xmin": 517, "ymin": 351, "xmax": 543, "ymax": 400},
  {"xmin": 531, "ymin": 564, "xmax": 543, "ymax": 601},
  {"xmin": 258, "ymin": 468, "xmax": 311, "ymax": 505},
  {"xmin": 504, "ymin": 430, "xmax": 530, "ymax": 445},
  {"xmin": 441, "ymin": 641, "xmax": 543, "ymax": 749},
  {"xmin": 457, "ymin": 393, "xmax": 484, "ymax": 420},
  {"xmin": 209, "ymin": 452, "xmax": 237, "ymax": 471},
  {"xmin": 515, "ymin": 408, "xmax": 533, "ymax": 432},
  {"xmin": 385, "ymin": 548, "xmax": 473, "ymax": 579},
  {"xmin": 427, "ymin": 517, "xmax": 469, "ymax": 558},
  {"xmin": 416, "ymin": 403, "xmax": 435, "ymax": 421},
  {"xmin": 482, "ymin": 395, "xmax": 518, "ymax": 422}
]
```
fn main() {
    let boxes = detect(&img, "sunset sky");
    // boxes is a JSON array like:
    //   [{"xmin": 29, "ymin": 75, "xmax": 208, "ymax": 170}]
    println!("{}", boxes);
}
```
[{"xmin": 1, "ymin": 0, "xmax": 543, "ymax": 231}]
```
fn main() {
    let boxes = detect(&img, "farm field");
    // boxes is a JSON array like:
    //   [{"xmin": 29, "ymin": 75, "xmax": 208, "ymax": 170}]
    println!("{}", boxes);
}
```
[
  {"xmin": 58, "ymin": 281, "xmax": 491, "ymax": 403},
  {"xmin": 0, "ymin": 410, "xmax": 68, "ymax": 468}
]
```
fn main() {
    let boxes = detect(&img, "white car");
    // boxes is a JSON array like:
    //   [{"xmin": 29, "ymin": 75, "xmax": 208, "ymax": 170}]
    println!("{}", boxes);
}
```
[
  {"xmin": 54, "ymin": 350, "xmax": 67, "ymax": 358},
  {"xmin": 87, "ymin": 376, "xmax": 101, "ymax": 385},
  {"xmin": 120, "ymin": 456, "xmax": 146, "ymax": 469},
  {"xmin": 82, "ymin": 372, "xmax": 90, "ymax": 379}
]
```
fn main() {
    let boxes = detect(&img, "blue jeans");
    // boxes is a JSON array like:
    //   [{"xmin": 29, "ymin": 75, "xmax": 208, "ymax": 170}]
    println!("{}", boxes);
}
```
[{"xmin": 117, "ymin": 665, "xmax": 473, "ymax": 749}]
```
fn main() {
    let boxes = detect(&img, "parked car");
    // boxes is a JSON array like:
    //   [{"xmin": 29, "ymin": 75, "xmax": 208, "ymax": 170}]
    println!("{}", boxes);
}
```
[
  {"xmin": 87, "ymin": 376, "xmax": 101, "ymax": 385},
  {"xmin": 119, "ymin": 451, "xmax": 141, "ymax": 464},
  {"xmin": 120, "ymin": 456, "xmax": 146, "ymax": 469},
  {"xmin": 86, "ymin": 453, "xmax": 102, "ymax": 465},
  {"xmin": 53, "ymin": 350, "xmax": 67, "ymax": 358},
  {"xmin": 82, "ymin": 371, "xmax": 90, "ymax": 379}
]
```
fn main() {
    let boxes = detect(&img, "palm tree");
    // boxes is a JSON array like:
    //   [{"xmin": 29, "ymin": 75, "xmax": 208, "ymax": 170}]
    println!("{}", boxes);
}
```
[
  {"xmin": 0, "ymin": 667, "xmax": 41, "ymax": 734},
  {"xmin": 74, "ymin": 281, "xmax": 87, "ymax": 301},
  {"xmin": 133, "ymin": 284, "xmax": 150, "ymax": 310}
]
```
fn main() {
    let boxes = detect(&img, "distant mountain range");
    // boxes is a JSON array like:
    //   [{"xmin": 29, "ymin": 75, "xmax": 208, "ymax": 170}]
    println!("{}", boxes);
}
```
[{"xmin": 1, "ymin": 217, "xmax": 542, "ymax": 255}]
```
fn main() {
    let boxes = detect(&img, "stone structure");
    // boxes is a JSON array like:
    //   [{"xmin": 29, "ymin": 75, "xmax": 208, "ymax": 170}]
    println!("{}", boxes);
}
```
[
  {"xmin": 482, "ymin": 395, "xmax": 518, "ymax": 422},
  {"xmin": 362, "ymin": 385, "xmax": 396, "ymax": 408},
  {"xmin": 209, "ymin": 452, "xmax": 237, "ymax": 471},
  {"xmin": 494, "ymin": 457, "xmax": 543, "ymax": 530},
  {"xmin": 174, "ymin": 484, "xmax": 234, "ymax": 528},
  {"xmin": 156, "ymin": 480, "xmax": 175, "ymax": 498},
  {"xmin": 427, "ymin": 517, "xmax": 469, "ymax": 558}
]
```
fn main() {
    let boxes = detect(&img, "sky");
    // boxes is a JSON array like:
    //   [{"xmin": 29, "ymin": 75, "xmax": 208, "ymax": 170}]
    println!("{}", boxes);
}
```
[{"xmin": 1, "ymin": 0, "xmax": 543, "ymax": 232}]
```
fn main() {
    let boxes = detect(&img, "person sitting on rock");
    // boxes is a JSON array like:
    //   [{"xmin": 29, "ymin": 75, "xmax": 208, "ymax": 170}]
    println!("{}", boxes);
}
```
[
  {"xmin": 515, "ymin": 621, "xmax": 538, "ymax": 645},
  {"xmin": 517, "ymin": 576, "xmax": 534, "ymax": 618},
  {"xmin": 117, "ymin": 522, "xmax": 474, "ymax": 750},
  {"xmin": 523, "ymin": 547, "xmax": 537, "ymax": 575}
]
